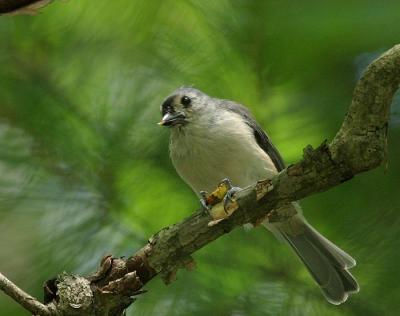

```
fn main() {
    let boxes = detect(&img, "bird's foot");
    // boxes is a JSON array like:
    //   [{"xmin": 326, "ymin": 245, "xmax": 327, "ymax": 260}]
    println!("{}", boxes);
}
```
[
  {"xmin": 199, "ymin": 191, "xmax": 211, "ymax": 214},
  {"xmin": 221, "ymin": 178, "xmax": 241, "ymax": 212},
  {"xmin": 201, "ymin": 178, "xmax": 241, "ymax": 227}
]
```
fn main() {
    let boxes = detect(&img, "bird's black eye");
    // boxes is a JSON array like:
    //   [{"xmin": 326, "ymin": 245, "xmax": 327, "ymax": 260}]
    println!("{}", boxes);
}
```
[{"xmin": 181, "ymin": 95, "xmax": 191, "ymax": 107}]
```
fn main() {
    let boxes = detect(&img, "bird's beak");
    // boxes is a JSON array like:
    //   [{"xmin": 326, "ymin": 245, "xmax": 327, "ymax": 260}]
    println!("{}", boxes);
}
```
[{"xmin": 158, "ymin": 111, "xmax": 186, "ymax": 126}]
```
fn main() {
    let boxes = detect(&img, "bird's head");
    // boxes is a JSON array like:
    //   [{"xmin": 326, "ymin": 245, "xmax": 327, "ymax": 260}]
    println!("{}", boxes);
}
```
[{"xmin": 159, "ymin": 87, "xmax": 209, "ymax": 128}]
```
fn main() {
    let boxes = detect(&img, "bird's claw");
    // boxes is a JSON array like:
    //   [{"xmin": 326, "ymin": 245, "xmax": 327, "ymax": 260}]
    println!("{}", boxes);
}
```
[
  {"xmin": 220, "ymin": 178, "xmax": 234, "ymax": 189},
  {"xmin": 199, "ymin": 191, "xmax": 211, "ymax": 214},
  {"xmin": 222, "ymin": 186, "xmax": 241, "ymax": 213}
]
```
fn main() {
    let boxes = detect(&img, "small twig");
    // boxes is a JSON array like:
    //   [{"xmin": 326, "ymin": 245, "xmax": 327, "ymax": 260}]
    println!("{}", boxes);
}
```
[{"xmin": 0, "ymin": 272, "xmax": 53, "ymax": 316}]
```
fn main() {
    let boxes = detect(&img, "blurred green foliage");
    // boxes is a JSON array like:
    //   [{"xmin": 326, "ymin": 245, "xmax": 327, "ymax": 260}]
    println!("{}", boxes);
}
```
[{"xmin": 1, "ymin": 1, "xmax": 400, "ymax": 315}]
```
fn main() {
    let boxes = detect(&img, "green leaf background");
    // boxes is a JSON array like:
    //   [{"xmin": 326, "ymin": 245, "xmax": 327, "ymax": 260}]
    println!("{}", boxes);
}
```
[{"xmin": 1, "ymin": 1, "xmax": 400, "ymax": 315}]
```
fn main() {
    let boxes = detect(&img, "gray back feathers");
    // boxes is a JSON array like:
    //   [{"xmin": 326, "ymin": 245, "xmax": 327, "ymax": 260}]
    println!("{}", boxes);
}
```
[{"xmin": 214, "ymin": 98, "xmax": 285, "ymax": 171}]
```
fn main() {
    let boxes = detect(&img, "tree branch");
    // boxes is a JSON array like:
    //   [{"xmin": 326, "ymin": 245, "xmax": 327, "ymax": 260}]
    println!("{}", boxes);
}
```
[
  {"xmin": 1, "ymin": 45, "xmax": 399, "ymax": 315},
  {"xmin": 0, "ymin": 272, "xmax": 55, "ymax": 315}
]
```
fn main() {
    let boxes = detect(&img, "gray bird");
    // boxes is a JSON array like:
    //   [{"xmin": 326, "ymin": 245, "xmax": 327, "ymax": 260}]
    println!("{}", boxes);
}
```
[{"xmin": 159, "ymin": 87, "xmax": 359, "ymax": 304}]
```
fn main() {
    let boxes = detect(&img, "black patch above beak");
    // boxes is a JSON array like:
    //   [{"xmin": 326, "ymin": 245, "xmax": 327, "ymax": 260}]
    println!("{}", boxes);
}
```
[
  {"xmin": 159, "ymin": 111, "xmax": 186, "ymax": 126},
  {"xmin": 161, "ymin": 96, "xmax": 175, "ymax": 116}
]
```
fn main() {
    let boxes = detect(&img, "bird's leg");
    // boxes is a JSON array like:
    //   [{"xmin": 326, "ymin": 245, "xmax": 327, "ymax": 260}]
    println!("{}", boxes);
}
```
[
  {"xmin": 199, "ymin": 190, "xmax": 211, "ymax": 214},
  {"xmin": 220, "ymin": 178, "xmax": 241, "ymax": 214}
]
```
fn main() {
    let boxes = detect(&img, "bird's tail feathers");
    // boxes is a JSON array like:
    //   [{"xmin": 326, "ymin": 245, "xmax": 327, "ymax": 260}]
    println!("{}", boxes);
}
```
[{"xmin": 262, "ymin": 214, "xmax": 359, "ymax": 304}]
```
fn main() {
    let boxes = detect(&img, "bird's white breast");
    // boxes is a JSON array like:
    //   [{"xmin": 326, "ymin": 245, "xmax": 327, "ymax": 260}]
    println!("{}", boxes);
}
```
[{"xmin": 169, "ymin": 111, "xmax": 277, "ymax": 195}]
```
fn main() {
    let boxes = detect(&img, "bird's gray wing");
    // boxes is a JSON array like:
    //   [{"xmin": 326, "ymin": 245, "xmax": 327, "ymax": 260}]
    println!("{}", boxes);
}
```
[{"xmin": 222, "ymin": 99, "xmax": 285, "ymax": 171}]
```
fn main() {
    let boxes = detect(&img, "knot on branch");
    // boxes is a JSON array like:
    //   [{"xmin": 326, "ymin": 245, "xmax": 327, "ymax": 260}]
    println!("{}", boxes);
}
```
[
  {"xmin": 42, "ymin": 253, "xmax": 156, "ymax": 316},
  {"xmin": 57, "ymin": 274, "xmax": 93, "ymax": 315}
]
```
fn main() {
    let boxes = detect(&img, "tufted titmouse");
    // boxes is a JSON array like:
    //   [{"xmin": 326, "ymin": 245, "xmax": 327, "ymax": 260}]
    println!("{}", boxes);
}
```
[{"xmin": 159, "ymin": 87, "xmax": 359, "ymax": 304}]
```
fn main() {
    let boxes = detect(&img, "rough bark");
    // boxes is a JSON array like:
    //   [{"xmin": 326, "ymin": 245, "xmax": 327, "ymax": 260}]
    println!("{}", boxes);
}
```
[{"xmin": 1, "ymin": 45, "xmax": 399, "ymax": 315}]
